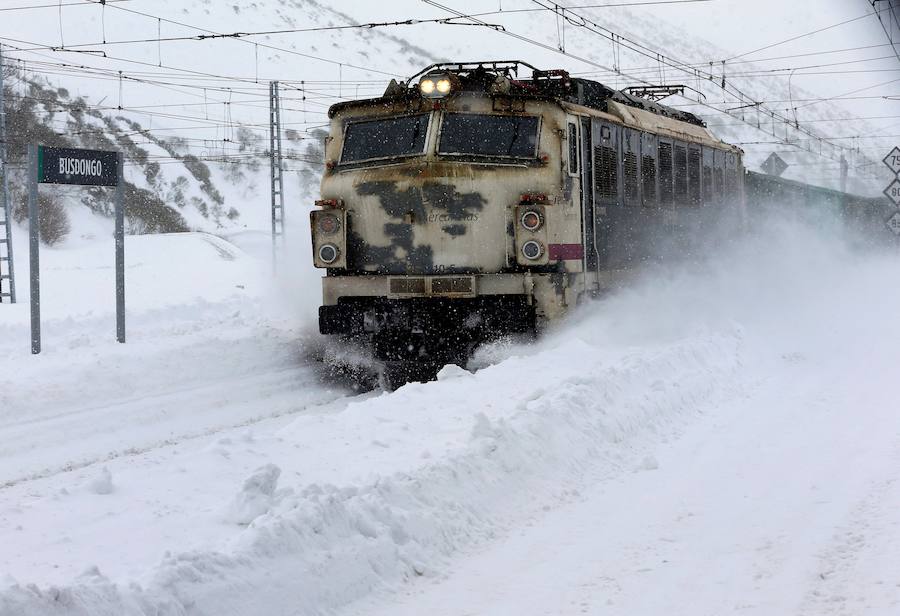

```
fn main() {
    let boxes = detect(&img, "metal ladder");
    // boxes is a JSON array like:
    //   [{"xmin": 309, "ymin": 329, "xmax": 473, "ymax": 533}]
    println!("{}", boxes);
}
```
[
  {"xmin": 0, "ymin": 195, "xmax": 14, "ymax": 304},
  {"xmin": 0, "ymin": 44, "xmax": 16, "ymax": 304},
  {"xmin": 269, "ymin": 81, "xmax": 285, "ymax": 245}
]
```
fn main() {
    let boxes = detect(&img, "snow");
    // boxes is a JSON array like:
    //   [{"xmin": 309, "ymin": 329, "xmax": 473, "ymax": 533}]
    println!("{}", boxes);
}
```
[
  {"xmin": 223, "ymin": 463, "xmax": 282, "ymax": 525},
  {"xmin": 1, "ymin": 211, "xmax": 899, "ymax": 616},
  {"xmin": 1, "ymin": 2, "xmax": 898, "ymax": 614}
]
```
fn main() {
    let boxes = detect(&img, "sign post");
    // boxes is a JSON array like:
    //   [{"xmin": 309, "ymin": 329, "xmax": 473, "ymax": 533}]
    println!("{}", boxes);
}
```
[
  {"xmin": 28, "ymin": 145, "xmax": 40, "ymax": 354},
  {"xmin": 28, "ymin": 145, "xmax": 124, "ymax": 354},
  {"xmin": 115, "ymin": 152, "xmax": 125, "ymax": 343}
]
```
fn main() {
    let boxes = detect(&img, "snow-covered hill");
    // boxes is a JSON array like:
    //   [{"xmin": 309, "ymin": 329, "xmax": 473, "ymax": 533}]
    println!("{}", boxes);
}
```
[{"xmin": 1, "ymin": 0, "xmax": 893, "ymax": 249}]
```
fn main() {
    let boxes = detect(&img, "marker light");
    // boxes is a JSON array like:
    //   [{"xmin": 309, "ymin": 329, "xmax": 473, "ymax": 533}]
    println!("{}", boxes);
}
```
[
  {"xmin": 521, "ymin": 240, "xmax": 544, "ymax": 260},
  {"xmin": 520, "ymin": 210, "xmax": 542, "ymax": 232},
  {"xmin": 317, "ymin": 213, "xmax": 340, "ymax": 235},
  {"xmin": 319, "ymin": 244, "xmax": 340, "ymax": 264}
]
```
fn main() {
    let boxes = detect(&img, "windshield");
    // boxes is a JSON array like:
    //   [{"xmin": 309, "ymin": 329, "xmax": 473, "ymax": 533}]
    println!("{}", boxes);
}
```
[
  {"xmin": 341, "ymin": 113, "xmax": 430, "ymax": 163},
  {"xmin": 438, "ymin": 113, "xmax": 539, "ymax": 159}
]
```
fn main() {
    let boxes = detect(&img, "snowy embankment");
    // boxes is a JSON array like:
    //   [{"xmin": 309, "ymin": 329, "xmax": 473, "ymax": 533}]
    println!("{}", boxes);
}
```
[
  {"xmin": 0, "ymin": 227, "xmax": 749, "ymax": 615},
  {"xmin": 2, "ymin": 215, "xmax": 899, "ymax": 616}
]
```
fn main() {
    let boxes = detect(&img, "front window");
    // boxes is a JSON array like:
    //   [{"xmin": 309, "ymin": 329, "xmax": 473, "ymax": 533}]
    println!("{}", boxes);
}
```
[
  {"xmin": 340, "ymin": 113, "xmax": 430, "ymax": 164},
  {"xmin": 438, "ymin": 113, "xmax": 539, "ymax": 159}
]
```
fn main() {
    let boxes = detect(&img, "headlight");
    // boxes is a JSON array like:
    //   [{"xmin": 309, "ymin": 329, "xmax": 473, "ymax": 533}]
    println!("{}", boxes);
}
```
[
  {"xmin": 316, "ymin": 213, "xmax": 340, "ymax": 235},
  {"xmin": 419, "ymin": 73, "xmax": 453, "ymax": 98},
  {"xmin": 521, "ymin": 240, "xmax": 543, "ymax": 260},
  {"xmin": 318, "ymin": 244, "xmax": 340, "ymax": 264},
  {"xmin": 520, "ymin": 210, "xmax": 543, "ymax": 232},
  {"xmin": 419, "ymin": 79, "xmax": 436, "ymax": 95}
]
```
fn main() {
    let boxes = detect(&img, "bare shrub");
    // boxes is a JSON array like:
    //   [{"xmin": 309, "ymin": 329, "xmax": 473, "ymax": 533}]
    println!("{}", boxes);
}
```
[
  {"xmin": 39, "ymin": 193, "xmax": 71, "ymax": 246},
  {"xmin": 11, "ymin": 190, "xmax": 70, "ymax": 245}
]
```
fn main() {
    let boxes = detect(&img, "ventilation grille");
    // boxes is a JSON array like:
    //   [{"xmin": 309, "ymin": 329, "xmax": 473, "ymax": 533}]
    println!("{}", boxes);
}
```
[
  {"xmin": 659, "ymin": 142, "xmax": 673, "ymax": 206},
  {"xmin": 624, "ymin": 151, "xmax": 639, "ymax": 205},
  {"xmin": 674, "ymin": 144, "xmax": 688, "ymax": 204},
  {"xmin": 594, "ymin": 145, "xmax": 618, "ymax": 202},
  {"xmin": 688, "ymin": 147, "xmax": 702, "ymax": 206},
  {"xmin": 726, "ymin": 170, "xmax": 738, "ymax": 197},
  {"xmin": 642, "ymin": 155, "xmax": 656, "ymax": 206},
  {"xmin": 702, "ymin": 164, "xmax": 713, "ymax": 203}
]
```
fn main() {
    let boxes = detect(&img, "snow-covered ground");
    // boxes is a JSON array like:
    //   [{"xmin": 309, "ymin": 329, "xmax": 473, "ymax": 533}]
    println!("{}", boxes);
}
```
[
  {"xmin": 1, "ymin": 211, "xmax": 899, "ymax": 616},
  {"xmin": 2, "ymin": 2, "xmax": 899, "ymax": 614}
]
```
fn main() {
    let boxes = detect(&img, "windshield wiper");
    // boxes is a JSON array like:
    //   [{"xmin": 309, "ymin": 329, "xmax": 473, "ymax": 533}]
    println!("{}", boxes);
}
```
[{"xmin": 505, "ymin": 120, "xmax": 521, "ymax": 156}]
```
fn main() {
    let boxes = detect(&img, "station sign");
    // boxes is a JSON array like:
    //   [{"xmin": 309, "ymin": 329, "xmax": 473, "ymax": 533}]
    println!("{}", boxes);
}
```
[{"xmin": 38, "ymin": 146, "xmax": 119, "ymax": 187}]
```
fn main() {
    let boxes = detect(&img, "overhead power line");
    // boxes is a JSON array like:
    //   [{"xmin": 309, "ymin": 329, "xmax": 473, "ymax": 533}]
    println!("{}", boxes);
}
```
[
  {"xmin": 7, "ymin": 17, "xmax": 504, "ymax": 52},
  {"xmin": 83, "ymin": 0, "xmax": 408, "ymax": 78},
  {"xmin": 506, "ymin": 0, "xmax": 874, "ymax": 164},
  {"xmin": 870, "ymin": 0, "xmax": 900, "ymax": 63},
  {"xmin": 0, "ymin": 0, "xmax": 130, "ymax": 12},
  {"xmin": 724, "ymin": 5, "xmax": 893, "ymax": 62}
]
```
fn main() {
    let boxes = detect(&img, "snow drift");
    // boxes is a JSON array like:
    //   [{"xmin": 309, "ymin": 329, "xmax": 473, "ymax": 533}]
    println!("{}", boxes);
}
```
[{"xmin": 3, "ymin": 207, "xmax": 898, "ymax": 616}]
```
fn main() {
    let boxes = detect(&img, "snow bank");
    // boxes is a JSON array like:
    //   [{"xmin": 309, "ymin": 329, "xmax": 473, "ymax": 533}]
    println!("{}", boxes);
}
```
[
  {"xmin": 0, "ymin": 325, "xmax": 744, "ymax": 616},
  {"xmin": 2, "ymin": 212, "xmax": 897, "ymax": 616}
]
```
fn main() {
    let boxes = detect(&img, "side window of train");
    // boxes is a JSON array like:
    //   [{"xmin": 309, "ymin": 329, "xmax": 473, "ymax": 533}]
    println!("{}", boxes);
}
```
[
  {"xmin": 688, "ymin": 145, "xmax": 702, "ymax": 206},
  {"xmin": 593, "ymin": 122, "xmax": 619, "ymax": 205},
  {"xmin": 567, "ymin": 121, "xmax": 579, "ymax": 175},
  {"xmin": 658, "ymin": 139, "xmax": 674, "ymax": 207},
  {"xmin": 623, "ymin": 128, "xmax": 640, "ymax": 207},
  {"xmin": 673, "ymin": 141, "xmax": 689, "ymax": 206},
  {"xmin": 702, "ymin": 147, "xmax": 714, "ymax": 205},
  {"xmin": 641, "ymin": 131, "xmax": 657, "ymax": 208}
]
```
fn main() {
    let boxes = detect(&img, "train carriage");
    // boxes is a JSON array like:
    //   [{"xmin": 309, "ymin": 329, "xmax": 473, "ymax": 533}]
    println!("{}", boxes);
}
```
[{"xmin": 310, "ymin": 61, "xmax": 744, "ymax": 386}]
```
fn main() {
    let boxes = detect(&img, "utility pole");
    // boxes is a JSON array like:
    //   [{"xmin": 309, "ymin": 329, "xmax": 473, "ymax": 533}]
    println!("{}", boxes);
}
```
[
  {"xmin": 840, "ymin": 154, "xmax": 848, "ymax": 194},
  {"xmin": 269, "ymin": 80, "xmax": 285, "ymax": 265},
  {"xmin": 0, "ymin": 44, "xmax": 17, "ymax": 304}
]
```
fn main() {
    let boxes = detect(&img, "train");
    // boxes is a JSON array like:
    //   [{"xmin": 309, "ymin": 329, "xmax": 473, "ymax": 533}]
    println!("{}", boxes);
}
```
[{"xmin": 309, "ymin": 60, "xmax": 890, "ymax": 388}]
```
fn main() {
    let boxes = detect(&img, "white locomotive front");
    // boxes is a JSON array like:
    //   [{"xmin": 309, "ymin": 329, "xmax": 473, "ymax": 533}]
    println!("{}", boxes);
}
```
[{"xmin": 310, "ymin": 61, "xmax": 743, "ymax": 387}]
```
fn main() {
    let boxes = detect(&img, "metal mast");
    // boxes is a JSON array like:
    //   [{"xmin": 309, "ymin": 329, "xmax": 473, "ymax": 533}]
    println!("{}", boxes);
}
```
[
  {"xmin": 269, "ymin": 80, "xmax": 285, "ymax": 257},
  {"xmin": 0, "ymin": 44, "xmax": 17, "ymax": 303}
]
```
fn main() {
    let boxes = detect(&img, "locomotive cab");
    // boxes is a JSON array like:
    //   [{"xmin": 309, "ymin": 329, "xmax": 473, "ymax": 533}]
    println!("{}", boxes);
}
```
[{"xmin": 310, "ymin": 61, "xmax": 743, "ymax": 387}]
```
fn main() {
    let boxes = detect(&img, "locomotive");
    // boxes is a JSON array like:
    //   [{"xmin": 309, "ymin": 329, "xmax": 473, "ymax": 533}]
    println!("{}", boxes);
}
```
[{"xmin": 310, "ymin": 61, "xmax": 745, "ymax": 387}]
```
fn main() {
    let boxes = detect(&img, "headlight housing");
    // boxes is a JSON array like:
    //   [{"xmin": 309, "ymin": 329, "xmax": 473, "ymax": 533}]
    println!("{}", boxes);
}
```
[
  {"xmin": 316, "ymin": 213, "xmax": 340, "ymax": 235},
  {"xmin": 318, "ymin": 243, "xmax": 340, "ymax": 264},
  {"xmin": 521, "ymin": 240, "xmax": 544, "ymax": 260},
  {"xmin": 520, "ymin": 210, "xmax": 543, "ymax": 232},
  {"xmin": 310, "ymin": 209, "xmax": 347, "ymax": 268}
]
